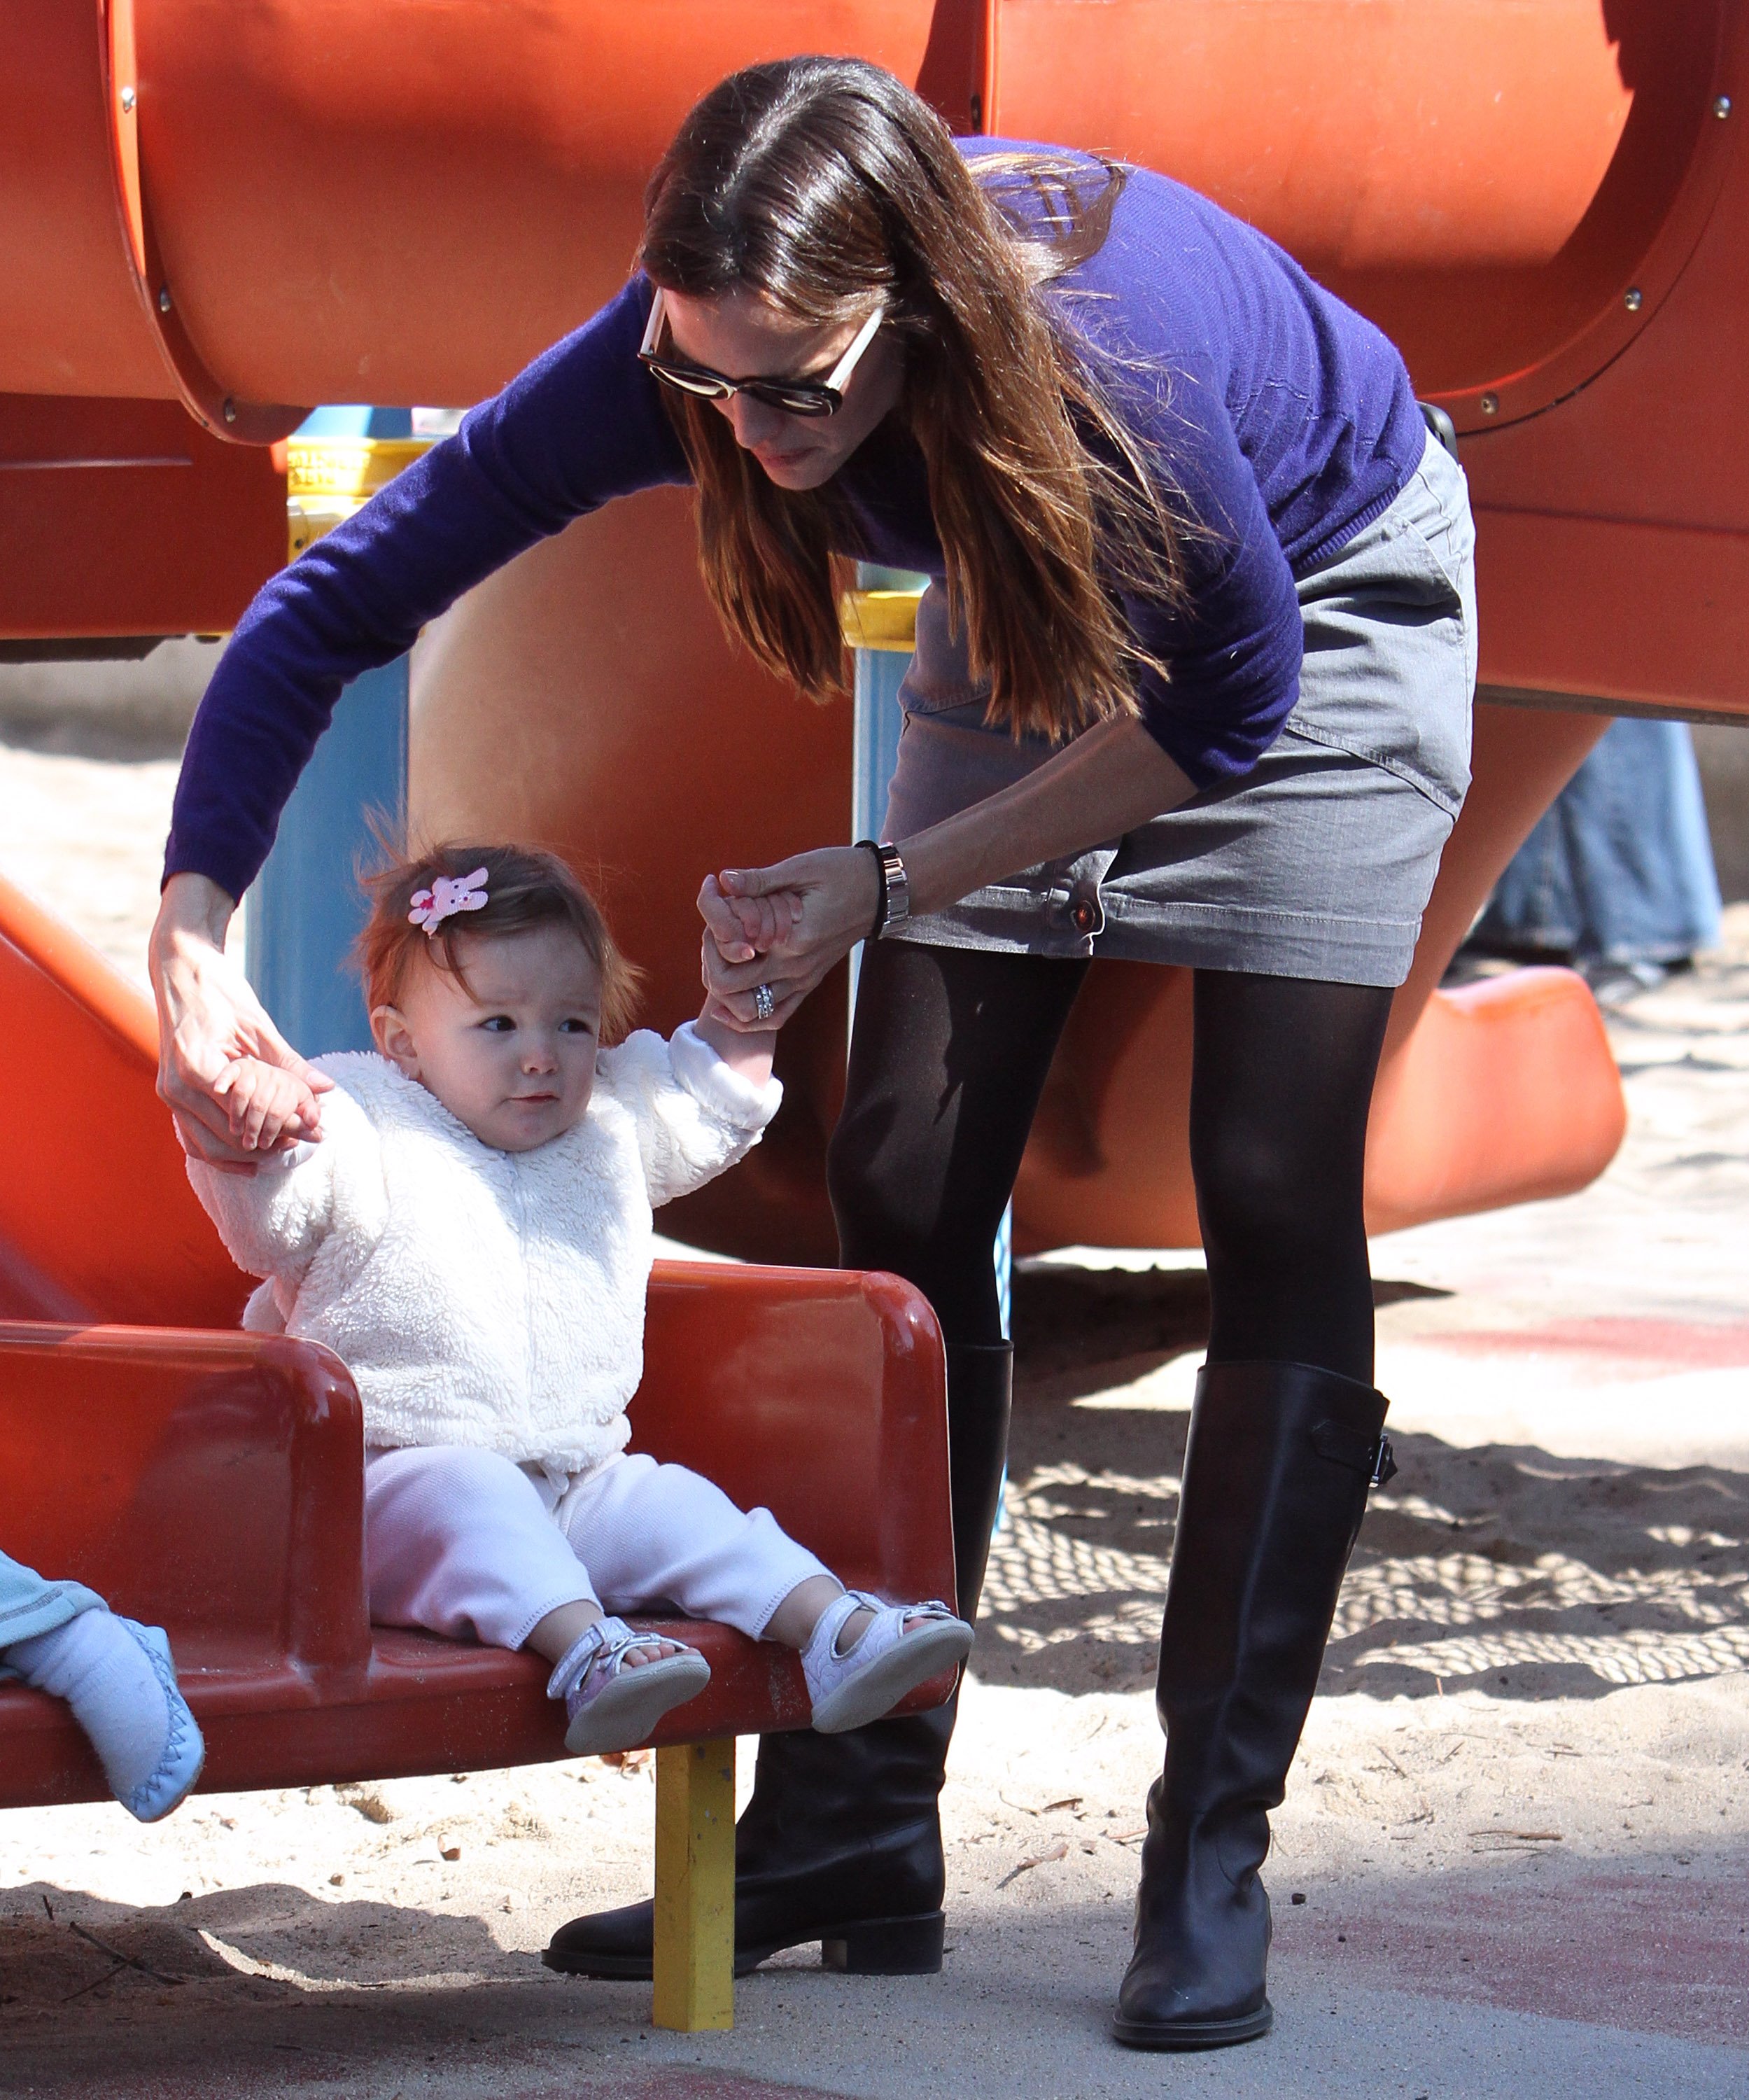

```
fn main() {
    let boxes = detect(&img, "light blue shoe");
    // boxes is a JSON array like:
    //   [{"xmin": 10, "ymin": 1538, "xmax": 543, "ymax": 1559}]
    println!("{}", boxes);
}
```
[{"xmin": 115, "ymin": 1620, "xmax": 205, "ymax": 1822}]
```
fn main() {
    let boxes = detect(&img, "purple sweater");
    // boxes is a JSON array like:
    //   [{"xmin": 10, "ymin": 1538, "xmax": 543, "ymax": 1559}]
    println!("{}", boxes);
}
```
[{"xmin": 167, "ymin": 147, "xmax": 1422, "ymax": 902}]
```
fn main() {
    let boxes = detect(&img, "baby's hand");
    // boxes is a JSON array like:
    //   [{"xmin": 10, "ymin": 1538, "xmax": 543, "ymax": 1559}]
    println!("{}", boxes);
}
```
[
  {"xmin": 729, "ymin": 888, "xmax": 799, "ymax": 953},
  {"xmin": 213, "ymin": 1056, "xmax": 322, "ymax": 1153},
  {"xmin": 698, "ymin": 873, "xmax": 799, "ymax": 962}
]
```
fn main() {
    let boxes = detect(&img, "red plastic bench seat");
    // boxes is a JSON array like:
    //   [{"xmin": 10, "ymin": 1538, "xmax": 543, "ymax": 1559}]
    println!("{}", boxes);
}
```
[{"xmin": 0, "ymin": 1265, "xmax": 955, "ymax": 2026}]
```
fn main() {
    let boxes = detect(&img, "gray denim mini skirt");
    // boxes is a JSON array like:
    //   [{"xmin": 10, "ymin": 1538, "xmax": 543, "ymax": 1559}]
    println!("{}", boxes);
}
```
[{"xmin": 881, "ymin": 428, "xmax": 1477, "ymax": 989}]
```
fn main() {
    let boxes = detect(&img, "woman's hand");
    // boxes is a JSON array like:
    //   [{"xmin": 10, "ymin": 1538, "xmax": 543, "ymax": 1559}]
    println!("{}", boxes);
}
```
[
  {"xmin": 150, "ymin": 873, "xmax": 333, "ymax": 1171},
  {"xmin": 694, "ymin": 719, "xmax": 1195, "ymax": 1028},
  {"xmin": 696, "ymin": 848, "xmax": 880, "ymax": 1028}
]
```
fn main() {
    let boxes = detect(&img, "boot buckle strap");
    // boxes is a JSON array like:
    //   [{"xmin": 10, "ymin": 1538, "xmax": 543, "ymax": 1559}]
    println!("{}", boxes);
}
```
[{"xmin": 1310, "ymin": 1419, "xmax": 1397, "ymax": 1487}]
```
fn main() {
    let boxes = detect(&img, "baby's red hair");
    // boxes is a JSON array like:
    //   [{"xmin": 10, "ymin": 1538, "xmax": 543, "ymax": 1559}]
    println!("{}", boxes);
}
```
[{"xmin": 355, "ymin": 841, "xmax": 644, "ymax": 1042}]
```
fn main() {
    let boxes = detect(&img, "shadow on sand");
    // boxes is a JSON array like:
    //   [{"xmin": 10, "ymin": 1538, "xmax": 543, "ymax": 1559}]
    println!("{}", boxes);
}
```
[{"xmin": 992, "ymin": 1264, "xmax": 1749, "ymax": 1704}]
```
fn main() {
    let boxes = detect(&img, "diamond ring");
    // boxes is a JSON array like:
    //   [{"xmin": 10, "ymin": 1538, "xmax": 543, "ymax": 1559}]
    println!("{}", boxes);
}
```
[{"xmin": 753, "ymin": 983, "xmax": 775, "ymax": 1023}]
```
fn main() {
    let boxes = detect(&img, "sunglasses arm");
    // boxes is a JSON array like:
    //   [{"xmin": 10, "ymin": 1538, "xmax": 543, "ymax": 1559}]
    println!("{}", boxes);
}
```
[{"xmin": 827, "ymin": 305, "xmax": 885, "ymax": 392}]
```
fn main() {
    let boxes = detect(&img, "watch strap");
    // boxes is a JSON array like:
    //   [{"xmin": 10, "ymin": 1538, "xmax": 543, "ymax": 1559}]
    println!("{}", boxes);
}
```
[{"xmin": 854, "ymin": 839, "xmax": 911, "ymax": 939}]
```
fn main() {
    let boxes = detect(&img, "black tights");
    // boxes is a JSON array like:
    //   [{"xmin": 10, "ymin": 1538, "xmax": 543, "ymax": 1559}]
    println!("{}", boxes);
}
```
[{"xmin": 829, "ymin": 942, "xmax": 1392, "ymax": 1386}]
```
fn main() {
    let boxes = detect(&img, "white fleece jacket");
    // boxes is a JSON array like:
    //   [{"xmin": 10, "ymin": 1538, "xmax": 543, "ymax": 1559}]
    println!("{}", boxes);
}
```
[{"xmin": 185, "ymin": 1023, "xmax": 780, "ymax": 1476}]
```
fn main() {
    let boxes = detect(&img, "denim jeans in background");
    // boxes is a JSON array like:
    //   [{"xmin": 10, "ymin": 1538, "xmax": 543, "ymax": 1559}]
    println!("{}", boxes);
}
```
[{"xmin": 1468, "ymin": 719, "xmax": 1721, "ymax": 976}]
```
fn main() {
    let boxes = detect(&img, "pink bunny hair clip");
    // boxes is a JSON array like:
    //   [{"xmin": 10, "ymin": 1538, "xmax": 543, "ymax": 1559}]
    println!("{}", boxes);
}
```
[{"xmin": 408, "ymin": 867, "xmax": 490, "ymax": 935}]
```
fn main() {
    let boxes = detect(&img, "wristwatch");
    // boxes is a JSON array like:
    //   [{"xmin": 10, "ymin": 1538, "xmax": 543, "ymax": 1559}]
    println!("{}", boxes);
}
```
[{"xmin": 855, "ymin": 839, "xmax": 912, "ymax": 939}]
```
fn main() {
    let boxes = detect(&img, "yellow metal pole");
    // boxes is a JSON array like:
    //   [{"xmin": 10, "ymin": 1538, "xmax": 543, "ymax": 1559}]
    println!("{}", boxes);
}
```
[{"xmin": 652, "ymin": 1737, "xmax": 736, "ymax": 2031}]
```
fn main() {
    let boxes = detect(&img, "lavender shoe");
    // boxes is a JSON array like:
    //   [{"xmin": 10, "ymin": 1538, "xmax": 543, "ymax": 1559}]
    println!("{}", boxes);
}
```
[
  {"xmin": 801, "ymin": 1591, "xmax": 973, "ymax": 1735},
  {"xmin": 116, "ymin": 1620, "xmax": 205, "ymax": 1823},
  {"xmin": 547, "ymin": 1618, "xmax": 712, "ymax": 1757}
]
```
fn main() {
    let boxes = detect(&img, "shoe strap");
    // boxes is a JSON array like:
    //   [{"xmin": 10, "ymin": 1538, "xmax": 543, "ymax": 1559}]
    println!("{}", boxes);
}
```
[
  {"xmin": 804, "ymin": 1588, "xmax": 878, "ymax": 1670},
  {"xmin": 546, "ymin": 1616, "xmax": 670, "ymax": 1701},
  {"xmin": 806, "ymin": 1591, "xmax": 960, "ymax": 1670}
]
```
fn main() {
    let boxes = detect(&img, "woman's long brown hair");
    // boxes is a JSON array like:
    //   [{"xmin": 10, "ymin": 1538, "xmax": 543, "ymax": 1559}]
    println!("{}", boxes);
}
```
[{"xmin": 640, "ymin": 56, "xmax": 1187, "ymax": 743}]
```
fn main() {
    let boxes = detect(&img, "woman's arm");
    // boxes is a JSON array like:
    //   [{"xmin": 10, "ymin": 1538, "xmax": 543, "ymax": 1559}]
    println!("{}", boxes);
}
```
[
  {"xmin": 699, "ymin": 360, "xmax": 1306, "ymax": 1021},
  {"xmin": 887, "ymin": 713, "xmax": 1195, "ymax": 918},
  {"xmin": 167, "ymin": 279, "xmax": 687, "ymax": 906},
  {"xmin": 155, "ymin": 278, "xmax": 688, "ymax": 1158},
  {"xmin": 698, "ymin": 714, "xmax": 1194, "ymax": 1026}
]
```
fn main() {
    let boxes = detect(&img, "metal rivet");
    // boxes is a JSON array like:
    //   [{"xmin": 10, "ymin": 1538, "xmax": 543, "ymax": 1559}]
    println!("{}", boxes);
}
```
[
  {"xmin": 157, "ymin": 286, "xmax": 171, "ymax": 313},
  {"xmin": 223, "ymin": 398, "xmax": 238, "ymax": 425},
  {"xmin": 1715, "ymin": 94, "xmax": 1732, "ymax": 120},
  {"xmin": 1480, "ymin": 393, "xmax": 1498, "ymax": 416},
  {"xmin": 1624, "ymin": 286, "xmax": 1643, "ymax": 313},
  {"xmin": 120, "ymin": 85, "xmax": 136, "ymax": 113}
]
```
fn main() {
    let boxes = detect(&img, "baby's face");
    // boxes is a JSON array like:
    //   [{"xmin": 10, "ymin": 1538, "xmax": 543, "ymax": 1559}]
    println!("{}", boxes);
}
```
[{"xmin": 372, "ymin": 925, "xmax": 603, "ymax": 1152}]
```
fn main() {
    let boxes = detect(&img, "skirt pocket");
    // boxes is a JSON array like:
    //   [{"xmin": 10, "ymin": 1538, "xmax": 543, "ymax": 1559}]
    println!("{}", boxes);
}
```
[{"xmin": 1285, "ymin": 478, "xmax": 1476, "ymax": 820}]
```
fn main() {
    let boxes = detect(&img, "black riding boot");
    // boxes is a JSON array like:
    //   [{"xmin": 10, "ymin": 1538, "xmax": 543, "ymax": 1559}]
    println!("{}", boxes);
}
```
[
  {"xmin": 545, "ymin": 1340, "xmax": 1013, "ymax": 1980},
  {"xmin": 1113, "ymin": 1360, "xmax": 1394, "ymax": 2050}
]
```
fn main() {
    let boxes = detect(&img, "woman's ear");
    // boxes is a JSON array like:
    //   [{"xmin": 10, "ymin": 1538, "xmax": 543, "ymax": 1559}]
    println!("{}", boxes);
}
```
[{"xmin": 371, "ymin": 1004, "xmax": 419, "ymax": 1077}]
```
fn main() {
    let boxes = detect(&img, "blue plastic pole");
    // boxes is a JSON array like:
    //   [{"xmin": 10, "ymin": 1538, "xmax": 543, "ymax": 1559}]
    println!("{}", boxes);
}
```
[
  {"xmin": 848, "ymin": 566, "xmax": 1011, "ymax": 1340},
  {"xmin": 244, "ymin": 656, "xmax": 407, "ymax": 1057},
  {"xmin": 244, "ymin": 407, "xmax": 412, "ymax": 1057},
  {"xmin": 848, "ymin": 586, "xmax": 911, "ymax": 1017}
]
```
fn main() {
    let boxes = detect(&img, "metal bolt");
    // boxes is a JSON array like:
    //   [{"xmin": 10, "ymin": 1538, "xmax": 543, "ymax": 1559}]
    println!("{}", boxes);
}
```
[
  {"xmin": 120, "ymin": 85, "xmax": 136, "ymax": 113},
  {"xmin": 1624, "ymin": 286, "xmax": 1643, "ymax": 312},
  {"xmin": 1480, "ymin": 393, "xmax": 1498, "ymax": 416},
  {"xmin": 223, "ymin": 398, "xmax": 238, "ymax": 425},
  {"xmin": 1715, "ymin": 94, "xmax": 1732, "ymax": 120},
  {"xmin": 157, "ymin": 286, "xmax": 171, "ymax": 314}
]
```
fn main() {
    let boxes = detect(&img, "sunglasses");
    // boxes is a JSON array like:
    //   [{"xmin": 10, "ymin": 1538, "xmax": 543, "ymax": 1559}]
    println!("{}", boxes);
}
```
[{"xmin": 637, "ymin": 288, "xmax": 883, "ymax": 419}]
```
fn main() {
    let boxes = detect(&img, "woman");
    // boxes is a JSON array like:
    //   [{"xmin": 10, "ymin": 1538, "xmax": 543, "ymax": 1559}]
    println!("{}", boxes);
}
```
[{"xmin": 153, "ymin": 58, "xmax": 1473, "ymax": 2050}]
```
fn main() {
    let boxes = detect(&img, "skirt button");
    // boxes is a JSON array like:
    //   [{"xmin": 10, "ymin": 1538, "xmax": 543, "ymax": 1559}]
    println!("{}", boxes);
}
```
[{"xmin": 1067, "ymin": 883, "xmax": 1105, "ymax": 937}]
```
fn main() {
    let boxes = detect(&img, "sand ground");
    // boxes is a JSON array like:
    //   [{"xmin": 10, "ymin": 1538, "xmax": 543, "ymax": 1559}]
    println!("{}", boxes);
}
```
[{"xmin": 1, "ymin": 726, "xmax": 1746, "ymax": 2095}]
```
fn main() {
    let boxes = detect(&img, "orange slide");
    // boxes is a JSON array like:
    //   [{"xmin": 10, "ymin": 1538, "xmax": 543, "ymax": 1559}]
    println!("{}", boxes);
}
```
[{"xmin": 6, "ymin": 1, "xmax": 1746, "ymax": 1252}]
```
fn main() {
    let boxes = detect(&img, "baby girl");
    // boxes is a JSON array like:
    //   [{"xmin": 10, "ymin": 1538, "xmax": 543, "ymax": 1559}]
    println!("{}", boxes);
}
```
[{"xmin": 185, "ymin": 843, "xmax": 971, "ymax": 1756}]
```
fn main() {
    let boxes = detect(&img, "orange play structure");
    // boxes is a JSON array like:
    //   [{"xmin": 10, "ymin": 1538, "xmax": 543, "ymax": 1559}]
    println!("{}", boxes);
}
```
[
  {"xmin": 5, "ymin": 0, "xmax": 1743, "ymax": 2031},
  {"xmin": 6, "ymin": 1, "xmax": 1746, "ymax": 1254}
]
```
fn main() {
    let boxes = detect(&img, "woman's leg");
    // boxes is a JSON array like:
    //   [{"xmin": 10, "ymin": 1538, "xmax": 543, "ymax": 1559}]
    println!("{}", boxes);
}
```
[
  {"xmin": 1118, "ymin": 967, "xmax": 1398, "ymax": 2051},
  {"xmin": 1189, "ymin": 967, "xmax": 1392, "ymax": 1382},
  {"xmin": 727, "ymin": 941, "xmax": 1090, "ymax": 1938},
  {"xmin": 545, "ymin": 939, "xmax": 1088, "ymax": 1983},
  {"xmin": 831, "ymin": 938, "xmax": 1091, "ymax": 1345}
]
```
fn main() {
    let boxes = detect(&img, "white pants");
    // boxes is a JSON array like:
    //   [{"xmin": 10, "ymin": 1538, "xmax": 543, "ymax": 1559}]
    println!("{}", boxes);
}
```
[{"xmin": 363, "ymin": 1445, "xmax": 831, "ymax": 1653}]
